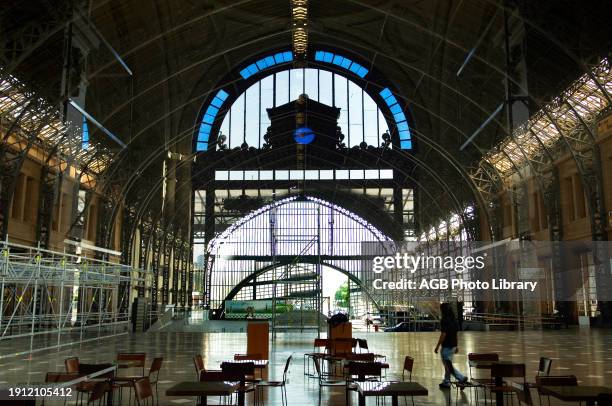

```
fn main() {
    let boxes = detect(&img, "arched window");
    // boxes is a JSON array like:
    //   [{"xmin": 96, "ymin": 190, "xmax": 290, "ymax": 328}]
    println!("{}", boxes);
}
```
[{"xmin": 218, "ymin": 68, "xmax": 390, "ymax": 149}]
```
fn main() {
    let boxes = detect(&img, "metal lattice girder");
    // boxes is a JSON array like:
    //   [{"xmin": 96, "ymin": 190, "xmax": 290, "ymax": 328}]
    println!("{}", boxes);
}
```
[{"xmin": 479, "ymin": 57, "xmax": 611, "ymax": 181}]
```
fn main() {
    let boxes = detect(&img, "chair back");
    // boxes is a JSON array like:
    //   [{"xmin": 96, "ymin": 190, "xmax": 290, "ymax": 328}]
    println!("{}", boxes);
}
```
[
  {"xmin": 117, "ymin": 352, "xmax": 146, "ymax": 368},
  {"xmin": 148, "ymin": 357, "xmax": 163, "ymax": 382},
  {"xmin": 467, "ymin": 353, "xmax": 499, "ymax": 378},
  {"xmin": 65, "ymin": 357, "xmax": 79, "ymax": 374},
  {"xmin": 347, "ymin": 361, "xmax": 382, "ymax": 382},
  {"xmin": 491, "ymin": 363, "xmax": 525, "ymax": 380},
  {"xmin": 535, "ymin": 375, "xmax": 577, "ymax": 387},
  {"xmin": 234, "ymin": 353, "xmax": 262, "ymax": 360},
  {"xmin": 512, "ymin": 382, "xmax": 533, "ymax": 405},
  {"xmin": 193, "ymin": 354, "xmax": 204, "ymax": 379},
  {"xmin": 282, "ymin": 355, "xmax": 292, "ymax": 383},
  {"xmin": 134, "ymin": 377, "xmax": 153, "ymax": 403},
  {"xmin": 537, "ymin": 357, "xmax": 552, "ymax": 376},
  {"xmin": 313, "ymin": 338, "xmax": 328, "ymax": 350},
  {"xmin": 88, "ymin": 381, "xmax": 108, "ymax": 404},
  {"xmin": 331, "ymin": 338, "xmax": 352, "ymax": 356},
  {"xmin": 403, "ymin": 356, "xmax": 414, "ymax": 381},
  {"xmin": 221, "ymin": 361, "xmax": 255, "ymax": 381},
  {"xmin": 357, "ymin": 339, "xmax": 369, "ymax": 351}
]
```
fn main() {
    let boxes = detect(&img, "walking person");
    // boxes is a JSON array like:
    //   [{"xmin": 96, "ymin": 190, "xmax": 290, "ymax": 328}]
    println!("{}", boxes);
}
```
[{"xmin": 434, "ymin": 302, "xmax": 468, "ymax": 388}]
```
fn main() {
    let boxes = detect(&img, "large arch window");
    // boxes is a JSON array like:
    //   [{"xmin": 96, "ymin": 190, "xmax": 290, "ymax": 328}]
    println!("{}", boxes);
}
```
[{"xmin": 215, "ymin": 68, "xmax": 391, "ymax": 149}]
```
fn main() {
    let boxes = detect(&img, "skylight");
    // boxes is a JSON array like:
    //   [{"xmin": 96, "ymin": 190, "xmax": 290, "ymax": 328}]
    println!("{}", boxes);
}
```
[
  {"xmin": 196, "ymin": 89, "xmax": 230, "ymax": 151},
  {"xmin": 239, "ymin": 52, "xmax": 293, "ymax": 80},
  {"xmin": 379, "ymin": 87, "xmax": 412, "ymax": 149},
  {"xmin": 314, "ymin": 51, "xmax": 369, "ymax": 78}
]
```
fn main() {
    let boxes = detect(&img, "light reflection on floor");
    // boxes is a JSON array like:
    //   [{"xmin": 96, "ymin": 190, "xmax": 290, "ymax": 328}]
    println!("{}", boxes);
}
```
[{"xmin": 0, "ymin": 329, "xmax": 611, "ymax": 405}]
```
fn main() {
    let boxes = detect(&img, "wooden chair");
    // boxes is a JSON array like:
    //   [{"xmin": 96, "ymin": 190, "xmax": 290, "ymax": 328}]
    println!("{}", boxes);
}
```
[
  {"xmin": 44, "ymin": 372, "xmax": 77, "ymax": 406},
  {"xmin": 512, "ymin": 382, "xmax": 533, "ymax": 405},
  {"xmin": 490, "ymin": 363, "xmax": 526, "ymax": 405},
  {"xmin": 402, "ymin": 356, "xmax": 415, "ymax": 406},
  {"xmin": 345, "ymin": 361, "xmax": 382, "ymax": 405},
  {"xmin": 221, "ymin": 361, "xmax": 259, "ymax": 405},
  {"xmin": 312, "ymin": 357, "xmax": 346, "ymax": 406},
  {"xmin": 304, "ymin": 338, "xmax": 328, "ymax": 377},
  {"xmin": 115, "ymin": 357, "xmax": 163, "ymax": 405},
  {"xmin": 537, "ymin": 357, "xmax": 552, "ymax": 376},
  {"xmin": 466, "ymin": 353, "xmax": 499, "ymax": 404},
  {"xmin": 64, "ymin": 357, "xmax": 80, "ymax": 374},
  {"xmin": 194, "ymin": 354, "xmax": 222, "ymax": 381},
  {"xmin": 256, "ymin": 355, "xmax": 292, "ymax": 406},
  {"xmin": 535, "ymin": 375, "xmax": 578, "ymax": 406},
  {"xmin": 133, "ymin": 377, "xmax": 154, "ymax": 406},
  {"xmin": 115, "ymin": 353, "xmax": 146, "ymax": 404},
  {"xmin": 87, "ymin": 381, "xmax": 109, "ymax": 405}
]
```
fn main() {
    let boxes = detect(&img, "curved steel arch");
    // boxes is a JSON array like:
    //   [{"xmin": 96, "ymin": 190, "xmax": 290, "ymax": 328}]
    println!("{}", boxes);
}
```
[
  {"xmin": 220, "ymin": 262, "xmax": 382, "ymax": 314},
  {"xmin": 206, "ymin": 195, "xmax": 394, "ymax": 310}
]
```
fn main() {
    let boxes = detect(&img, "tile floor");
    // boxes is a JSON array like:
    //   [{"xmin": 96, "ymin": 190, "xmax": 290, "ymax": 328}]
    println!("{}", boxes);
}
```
[{"xmin": 0, "ymin": 328, "xmax": 611, "ymax": 405}]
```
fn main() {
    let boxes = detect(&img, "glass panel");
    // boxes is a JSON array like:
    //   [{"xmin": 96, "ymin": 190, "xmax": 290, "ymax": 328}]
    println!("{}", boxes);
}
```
[
  {"xmin": 363, "ymin": 94, "xmax": 378, "ymax": 146},
  {"xmin": 348, "ymin": 81, "xmax": 363, "ymax": 145},
  {"xmin": 380, "ymin": 169, "xmax": 393, "ymax": 179},
  {"xmin": 259, "ymin": 170, "xmax": 274, "ymax": 180},
  {"xmin": 350, "ymin": 169, "xmax": 364, "ymax": 179},
  {"xmin": 305, "ymin": 170, "xmax": 319, "ymax": 180},
  {"xmin": 334, "ymin": 74, "xmax": 348, "ymax": 139},
  {"xmin": 290, "ymin": 68, "xmax": 304, "ymax": 101},
  {"xmin": 229, "ymin": 171, "xmax": 243, "ymax": 181},
  {"xmin": 336, "ymin": 169, "xmax": 349, "ymax": 179},
  {"xmin": 304, "ymin": 68, "xmax": 318, "ymax": 101},
  {"xmin": 364, "ymin": 169, "xmax": 378, "ymax": 179},
  {"xmin": 289, "ymin": 170, "xmax": 304, "ymax": 180},
  {"xmin": 229, "ymin": 94, "xmax": 245, "ymax": 148},
  {"xmin": 260, "ymin": 76, "xmax": 274, "ymax": 146},
  {"xmin": 275, "ymin": 71, "xmax": 289, "ymax": 106},
  {"xmin": 244, "ymin": 170, "xmax": 259, "ymax": 181},
  {"xmin": 320, "ymin": 170, "xmax": 333, "ymax": 179},
  {"xmin": 215, "ymin": 171, "xmax": 229, "ymax": 181},
  {"xmin": 245, "ymin": 84, "xmax": 259, "ymax": 148},
  {"xmin": 275, "ymin": 170, "xmax": 289, "ymax": 180},
  {"xmin": 319, "ymin": 70, "xmax": 333, "ymax": 106}
]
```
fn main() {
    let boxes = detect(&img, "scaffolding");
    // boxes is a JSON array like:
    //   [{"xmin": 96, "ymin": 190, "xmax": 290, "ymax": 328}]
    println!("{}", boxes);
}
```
[{"xmin": 0, "ymin": 238, "xmax": 144, "ymax": 358}]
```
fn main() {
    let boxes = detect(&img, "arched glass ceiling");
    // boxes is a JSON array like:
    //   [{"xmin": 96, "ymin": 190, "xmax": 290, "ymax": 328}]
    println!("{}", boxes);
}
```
[{"xmin": 216, "ymin": 68, "xmax": 391, "ymax": 149}]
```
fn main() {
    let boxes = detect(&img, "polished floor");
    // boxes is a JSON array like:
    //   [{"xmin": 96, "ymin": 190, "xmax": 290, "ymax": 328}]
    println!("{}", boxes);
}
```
[{"xmin": 1, "ymin": 328, "xmax": 611, "ymax": 405}]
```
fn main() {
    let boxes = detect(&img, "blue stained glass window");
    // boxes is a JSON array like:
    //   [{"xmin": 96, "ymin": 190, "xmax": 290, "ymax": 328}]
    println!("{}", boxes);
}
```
[
  {"xmin": 274, "ymin": 53, "xmax": 285, "ymax": 64},
  {"xmin": 256, "ymin": 59, "xmax": 268, "ymax": 70},
  {"xmin": 216, "ymin": 89, "xmax": 229, "ymax": 101},
  {"xmin": 197, "ymin": 141, "xmax": 208, "ymax": 152},
  {"xmin": 332, "ymin": 55, "xmax": 344, "ymax": 65},
  {"xmin": 379, "ymin": 88, "xmax": 392, "ymax": 99},
  {"xmin": 400, "ymin": 139, "xmax": 412, "ymax": 149},
  {"xmin": 210, "ymin": 97, "xmax": 224, "ymax": 108},
  {"xmin": 384, "ymin": 95, "xmax": 398, "ymax": 106},
  {"xmin": 356, "ymin": 66, "xmax": 368, "ymax": 78},
  {"xmin": 240, "ymin": 68, "xmax": 252, "ymax": 79},
  {"xmin": 396, "ymin": 121, "xmax": 409, "ymax": 132},
  {"xmin": 315, "ymin": 51, "xmax": 324, "ymax": 61},
  {"xmin": 393, "ymin": 112, "xmax": 406, "ymax": 123},
  {"xmin": 389, "ymin": 104, "xmax": 402, "ymax": 115},
  {"xmin": 398, "ymin": 130, "xmax": 411, "ymax": 140},
  {"xmin": 247, "ymin": 64, "xmax": 259, "ymax": 75},
  {"xmin": 323, "ymin": 52, "xmax": 334, "ymax": 63},
  {"xmin": 340, "ymin": 58, "xmax": 352, "ymax": 69},
  {"xmin": 205, "ymin": 105, "xmax": 219, "ymax": 117},
  {"xmin": 282, "ymin": 51, "xmax": 293, "ymax": 62},
  {"xmin": 264, "ymin": 56, "xmax": 275, "ymax": 66},
  {"xmin": 202, "ymin": 114, "xmax": 216, "ymax": 125}
]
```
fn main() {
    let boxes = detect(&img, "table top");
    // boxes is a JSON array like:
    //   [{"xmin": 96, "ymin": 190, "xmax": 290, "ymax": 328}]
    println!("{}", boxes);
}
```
[
  {"xmin": 221, "ymin": 360, "xmax": 268, "ymax": 368},
  {"xmin": 539, "ymin": 385, "xmax": 612, "ymax": 401},
  {"xmin": 166, "ymin": 381, "xmax": 239, "ymax": 397},
  {"xmin": 357, "ymin": 381, "xmax": 428, "ymax": 397},
  {"xmin": 470, "ymin": 360, "xmax": 519, "ymax": 369}
]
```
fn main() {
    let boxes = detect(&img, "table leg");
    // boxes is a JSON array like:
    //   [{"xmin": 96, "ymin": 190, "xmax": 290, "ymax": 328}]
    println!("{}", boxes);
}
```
[
  {"xmin": 495, "ymin": 376, "xmax": 503, "ymax": 405},
  {"xmin": 358, "ymin": 393, "xmax": 365, "ymax": 406},
  {"xmin": 392, "ymin": 395, "xmax": 399, "ymax": 406}
]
